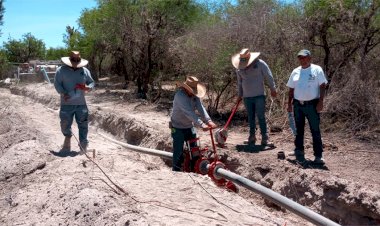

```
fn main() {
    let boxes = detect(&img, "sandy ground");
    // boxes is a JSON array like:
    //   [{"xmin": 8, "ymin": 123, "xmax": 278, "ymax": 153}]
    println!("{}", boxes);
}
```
[{"xmin": 0, "ymin": 82, "xmax": 380, "ymax": 226}]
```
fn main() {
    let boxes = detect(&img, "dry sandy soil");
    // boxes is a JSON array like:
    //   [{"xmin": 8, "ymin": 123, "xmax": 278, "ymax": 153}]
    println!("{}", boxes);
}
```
[{"xmin": 0, "ymin": 81, "xmax": 379, "ymax": 226}]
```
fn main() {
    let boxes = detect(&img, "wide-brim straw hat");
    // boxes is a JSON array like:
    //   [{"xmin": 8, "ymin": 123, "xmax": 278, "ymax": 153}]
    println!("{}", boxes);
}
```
[
  {"xmin": 177, "ymin": 76, "xmax": 206, "ymax": 98},
  {"xmin": 61, "ymin": 51, "xmax": 88, "ymax": 68},
  {"xmin": 231, "ymin": 48, "xmax": 260, "ymax": 69}
]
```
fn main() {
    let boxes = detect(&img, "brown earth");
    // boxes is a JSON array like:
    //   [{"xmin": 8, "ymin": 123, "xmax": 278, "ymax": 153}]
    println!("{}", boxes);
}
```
[{"xmin": 0, "ymin": 81, "xmax": 379, "ymax": 226}]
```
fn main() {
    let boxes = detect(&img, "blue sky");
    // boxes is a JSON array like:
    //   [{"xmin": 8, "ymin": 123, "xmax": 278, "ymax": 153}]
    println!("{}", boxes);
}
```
[
  {"xmin": 1, "ymin": 0, "xmax": 295, "ymax": 49},
  {"xmin": 0, "ymin": 0, "xmax": 97, "ymax": 48}
]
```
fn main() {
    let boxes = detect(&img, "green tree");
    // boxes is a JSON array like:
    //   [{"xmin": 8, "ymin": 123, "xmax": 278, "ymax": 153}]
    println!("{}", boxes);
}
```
[
  {"xmin": 79, "ymin": 5, "xmax": 120, "ymax": 81},
  {"xmin": 302, "ymin": 0, "xmax": 380, "ymax": 131},
  {"xmin": 45, "ymin": 47, "xmax": 68, "ymax": 60},
  {"xmin": 63, "ymin": 26, "xmax": 81, "ymax": 50},
  {"xmin": 3, "ymin": 33, "xmax": 46, "ymax": 63},
  {"xmin": 303, "ymin": 0, "xmax": 380, "ymax": 80},
  {"xmin": 0, "ymin": 49, "xmax": 12, "ymax": 80},
  {"xmin": 0, "ymin": 0, "xmax": 4, "ymax": 36},
  {"xmin": 79, "ymin": 0, "xmax": 207, "ymax": 98}
]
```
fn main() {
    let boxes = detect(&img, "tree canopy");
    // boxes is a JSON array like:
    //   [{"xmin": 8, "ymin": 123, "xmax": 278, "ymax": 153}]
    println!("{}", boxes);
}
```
[
  {"xmin": 0, "ymin": 0, "xmax": 4, "ymax": 36},
  {"xmin": 3, "ymin": 33, "xmax": 46, "ymax": 63},
  {"xmin": 0, "ymin": 0, "xmax": 378, "ymax": 131}
]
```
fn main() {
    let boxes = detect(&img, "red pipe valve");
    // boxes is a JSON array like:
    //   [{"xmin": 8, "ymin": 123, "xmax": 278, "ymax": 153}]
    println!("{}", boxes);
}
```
[
  {"xmin": 208, "ymin": 161, "xmax": 226, "ymax": 186},
  {"xmin": 195, "ymin": 157, "xmax": 210, "ymax": 175}
]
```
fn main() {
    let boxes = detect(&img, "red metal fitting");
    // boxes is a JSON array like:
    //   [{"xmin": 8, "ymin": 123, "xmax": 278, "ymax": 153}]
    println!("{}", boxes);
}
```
[
  {"xmin": 195, "ymin": 157, "xmax": 209, "ymax": 175},
  {"xmin": 225, "ymin": 180, "xmax": 238, "ymax": 193},
  {"xmin": 208, "ymin": 161, "xmax": 226, "ymax": 186},
  {"xmin": 190, "ymin": 146, "xmax": 200, "ymax": 157}
]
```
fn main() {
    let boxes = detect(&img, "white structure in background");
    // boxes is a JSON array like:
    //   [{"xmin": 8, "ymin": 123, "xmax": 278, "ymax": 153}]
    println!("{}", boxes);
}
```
[{"xmin": 16, "ymin": 60, "xmax": 62, "ymax": 83}]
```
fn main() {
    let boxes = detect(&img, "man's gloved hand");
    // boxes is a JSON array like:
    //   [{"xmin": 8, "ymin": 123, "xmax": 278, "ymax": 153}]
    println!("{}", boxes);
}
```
[{"xmin": 75, "ymin": 83, "xmax": 90, "ymax": 91}]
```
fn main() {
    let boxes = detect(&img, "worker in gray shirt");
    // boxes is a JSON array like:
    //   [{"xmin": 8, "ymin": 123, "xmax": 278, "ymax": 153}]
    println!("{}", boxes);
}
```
[
  {"xmin": 170, "ymin": 76, "xmax": 217, "ymax": 171},
  {"xmin": 54, "ymin": 51, "xmax": 95, "ymax": 154},
  {"xmin": 232, "ymin": 48, "xmax": 277, "ymax": 147}
]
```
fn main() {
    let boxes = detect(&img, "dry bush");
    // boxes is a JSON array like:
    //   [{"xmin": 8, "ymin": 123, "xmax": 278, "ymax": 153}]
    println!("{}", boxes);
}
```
[
  {"xmin": 173, "ymin": 19, "xmax": 239, "ymax": 114},
  {"xmin": 174, "ymin": 1, "xmax": 306, "ymax": 116},
  {"xmin": 325, "ymin": 64, "xmax": 380, "ymax": 136}
]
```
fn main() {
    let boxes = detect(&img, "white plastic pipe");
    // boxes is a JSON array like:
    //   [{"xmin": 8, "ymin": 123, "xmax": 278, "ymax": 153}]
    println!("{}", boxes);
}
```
[
  {"xmin": 215, "ymin": 167, "xmax": 340, "ymax": 226},
  {"xmin": 98, "ymin": 132, "xmax": 173, "ymax": 159}
]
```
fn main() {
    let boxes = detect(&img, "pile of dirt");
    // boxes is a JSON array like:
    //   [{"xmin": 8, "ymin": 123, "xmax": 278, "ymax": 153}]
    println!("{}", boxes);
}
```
[
  {"xmin": 0, "ymin": 88, "xmax": 294, "ymax": 225},
  {"xmin": 2, "ymin": 83, "xmax": 380, "ymax": 225}
]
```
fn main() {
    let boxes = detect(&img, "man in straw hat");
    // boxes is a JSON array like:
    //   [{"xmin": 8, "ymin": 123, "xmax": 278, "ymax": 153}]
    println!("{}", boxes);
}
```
[
  {"xmin": 232, "ymin": 48, "xmax": 277, "ymax": 147},
  {"xmin": 54, "ymin": 51, "xmax": 95, "ymax": 154},
  {"xmin": 170, "ymin": 76, "xmax": 217, "ymax": 171}
]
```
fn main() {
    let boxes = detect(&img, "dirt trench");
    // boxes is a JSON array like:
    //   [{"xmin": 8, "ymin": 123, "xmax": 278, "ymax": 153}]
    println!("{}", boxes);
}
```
[{"xmin": 6, "ymin": 84, "xmax": 380, "ymax": 225}]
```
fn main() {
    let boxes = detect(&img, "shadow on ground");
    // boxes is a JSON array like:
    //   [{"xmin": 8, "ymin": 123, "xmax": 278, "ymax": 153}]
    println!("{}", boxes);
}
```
[
  {"xmin": 49, "ymin": 149, "xmax": 80, "ymax": 157},
  {"xmin": 235, "ymin": 144, "xmax": 276, "ymax": 153},
  {"xmin": 286, "ymin": 158, "xmax": 329, "ymax": 170}
]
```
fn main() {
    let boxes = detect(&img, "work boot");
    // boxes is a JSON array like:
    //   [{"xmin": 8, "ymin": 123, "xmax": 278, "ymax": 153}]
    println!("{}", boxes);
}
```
[
  {"xmin": 61, "ymin": 136, "xmax": 71, "ymax": 151},
  {"xmin": 79, "ymin": 142, "xmax": 88, "ymax": 154},
  {"xmin": 261, "ymin": 136, "xmax": 275, "ymax": 147},
  {"xmin": 289, "ymin": 148, "xmax": 303, "ymax": 156},
  {"xmin": 247, "ymin": 134, "xmax": 256, "ymax": 146},
  {"xmin": 313, "ymin": 157, "xmax": 325, "ymax": 165},
  {"xmin": 295, "ymin": 149, "xmax": 306, "ymax": 163}
]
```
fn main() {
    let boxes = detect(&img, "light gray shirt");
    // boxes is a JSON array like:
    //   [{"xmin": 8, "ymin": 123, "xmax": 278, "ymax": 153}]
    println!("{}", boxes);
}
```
[
  {"xmin": 170, "ymin": 88, "xmax": 211, "ymax": 129},
  {"xmin": 236, "ymin": 59, "xmax": 276, "ymax": 98},
  {"xmin": 54, "ymin": 65, "xmax": 95, "ymax": 105}
]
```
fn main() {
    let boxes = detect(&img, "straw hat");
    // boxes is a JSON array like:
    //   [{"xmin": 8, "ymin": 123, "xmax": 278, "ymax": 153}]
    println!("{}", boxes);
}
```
[
  {"xmin": 231, "ymin": 48, "xmax": 260, "ymax": 69},
  {"xmin": 178, "ymin": 76, "xmax": 206, "ymax": 98},
  {"xmin": 61, "ymin": 51, "xmax": 88, "ymax": 68}
]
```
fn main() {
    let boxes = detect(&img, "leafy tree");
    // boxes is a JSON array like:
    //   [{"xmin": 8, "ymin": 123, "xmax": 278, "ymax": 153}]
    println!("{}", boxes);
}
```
[
  {"xmin": 45, "ymin": 47, "xmax": 68, "ymax": 60},
  {"xmin": 3, "ymin": 33, "xmax": 46, "ymax": 63},
  {"xmin": 0, "ymin": 49, "xmax": 12, "ymax": 80},
  {"xmin": 303, "ymin": 0, "xmax": 380, "ymax": 80},
  {"xmin": 79, "ymin": 4, "xmax": 125, "ymax": 81},
  {"xmin": 63, "ymin": 26, "xmax": 81, "ymax": 50},
  {"xmin": 295, "ymin": 0, "xmax": 380, "ymax": 131},
  {"xmin": 0, "ymin": 0, "xmax": 4, "ymax": 36},
  {"xmin": 79, "ymin": 0, "xmax": 207, "ymax": 98}
]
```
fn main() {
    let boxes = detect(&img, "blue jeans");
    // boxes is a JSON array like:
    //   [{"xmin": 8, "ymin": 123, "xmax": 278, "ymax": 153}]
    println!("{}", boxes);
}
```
[
  {"xmin": 171, "ymin": 127, "xmax": 197, "ymax": 171},
  {"xmin": 59, "ymin": 105, "xmax": 89, "ymax": 144},
  {"xmin": 293, "ymin": 99, "xmax": 323, "ymax": 158},
  {"xmin": 243, "ymin": 95, "xmax": 268, "ymax": 140}
]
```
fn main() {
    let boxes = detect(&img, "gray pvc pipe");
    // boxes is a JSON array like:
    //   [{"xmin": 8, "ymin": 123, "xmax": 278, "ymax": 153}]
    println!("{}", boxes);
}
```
[
  {"xmin": 99, "ymin": 132, "xmax": 339, "ymax": 226},
  {"xmin": 215, "ymin": 168, "xmax": 340, "ymax": 226},
  {"xmin": 98, "ymin": 132, "xmax": 173, "ymax": 159}
]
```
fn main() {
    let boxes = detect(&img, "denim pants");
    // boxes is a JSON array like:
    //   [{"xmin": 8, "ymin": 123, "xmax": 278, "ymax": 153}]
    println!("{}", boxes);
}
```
[
  {"xmin": 59, "ymin": 105, "xmax": 89, "ymax": 144},
  {"xmin": 293, "ymin": 99, "xmax": 323, "ymax": 157},
  {"xmin": 243, "ymin": 95, "xmax": 268, "ymax": 140},
  {"xmin": 171, "ymin": 127, "xmax": 197, "ymax": 171}
]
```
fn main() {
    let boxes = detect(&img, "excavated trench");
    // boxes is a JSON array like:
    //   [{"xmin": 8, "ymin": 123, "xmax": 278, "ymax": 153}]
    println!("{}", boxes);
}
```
[{"xmin": 7, "ymin": 85, "xmax": 380, "ymax": 225}]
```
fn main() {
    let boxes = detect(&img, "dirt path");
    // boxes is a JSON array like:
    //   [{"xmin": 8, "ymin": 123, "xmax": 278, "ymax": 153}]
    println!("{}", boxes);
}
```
[
  {"xmin": 0, "ymin": 87, "xmax": 304, "ymax": 225},
  {"xmin": 1, "ymin": 83, "xmax": 380, "ymax": 225}
]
